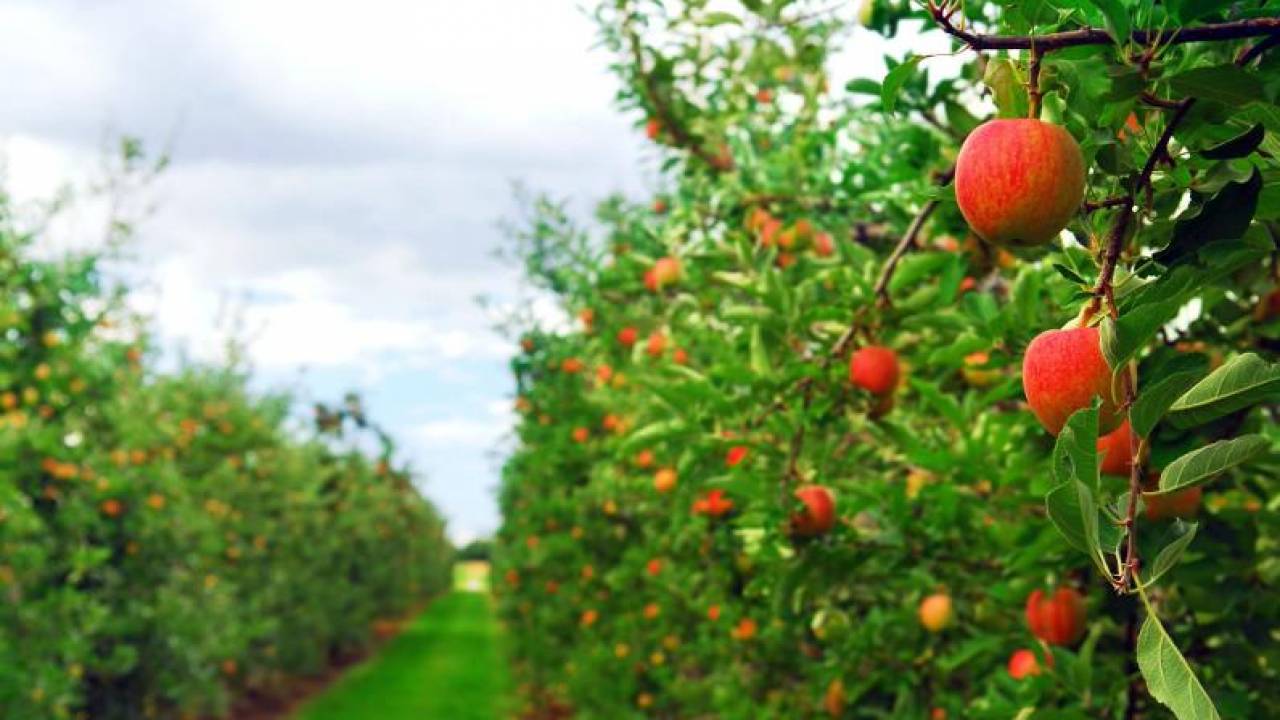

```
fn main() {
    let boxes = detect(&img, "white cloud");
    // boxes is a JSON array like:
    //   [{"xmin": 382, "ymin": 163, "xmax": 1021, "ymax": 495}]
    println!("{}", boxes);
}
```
[{"xmin": 415, "ymin": 418, "xmax": 507, "ymax": 448}]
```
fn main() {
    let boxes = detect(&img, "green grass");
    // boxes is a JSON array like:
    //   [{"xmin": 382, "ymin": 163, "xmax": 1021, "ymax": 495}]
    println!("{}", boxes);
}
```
[{"xmin": 293, "ymin": 591, "xmax": 509, "ymax": 720}]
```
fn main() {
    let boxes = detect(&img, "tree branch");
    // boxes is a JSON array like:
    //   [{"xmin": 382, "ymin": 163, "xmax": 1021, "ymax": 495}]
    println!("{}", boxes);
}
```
[
  {"xmin": 927, "ymin": 2, "xmax": 1279, "ymax": 52},
  {"xmin": 625, "ymin": 27, "xmax": 729, "ymax": 172},
  {"xmin": 873, "ymin": 166, "xmax": 956, "ymax": 308}
]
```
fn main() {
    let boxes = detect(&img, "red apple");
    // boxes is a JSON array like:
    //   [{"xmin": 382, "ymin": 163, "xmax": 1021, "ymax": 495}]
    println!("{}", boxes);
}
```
[
  {"xmin": 1022, "ymin": 325, "xmax": 1121, "ymax": 435},
  {"xmin": 1007, "ymin": 649, "xmax": 1047, "ymax": 680},
  {"xmin": 955, "ymin": 119, "xmax": 1086, "ymax": 248},
  {"xmin": 849, "ymin": 346, "xmax": 900, "ymax": 396},
  {"xmin": 1025, "ymin": 587, "xmax": 1086, "ymax": 646},
  {"xmin": 617, "ymin": 327, "xmax": 638, "ymax": 347},
  {"xmin": 725, "ymin": 445, "xmax": 748, "ymax": 468},
  {"xmin": 1097, "ymin": 419, "xmax": 1136, "ymax": 476},
  {"xmin": 791, "ymin": 485, "xmax": 836, "ymax": 536},
  {"xmin": 645, "ymin": 117, "xmax": 661, "ymax": 140},
  {"xmin": 646, "ymin": 331, "xmax": 667, "ymax": 358},
  {"xmin": 813, "ymin": 231, "xmax": 834, "ymax": 257},
  {"xmin": 1144, "ymin": 473, "xmax": 1202, "ymax": 521}
]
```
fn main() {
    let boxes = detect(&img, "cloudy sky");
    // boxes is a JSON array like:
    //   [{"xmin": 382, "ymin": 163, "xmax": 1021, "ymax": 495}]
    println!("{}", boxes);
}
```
[{"xmin": 0, "ymin": 1, "xmax": 945, "ymax": 543}]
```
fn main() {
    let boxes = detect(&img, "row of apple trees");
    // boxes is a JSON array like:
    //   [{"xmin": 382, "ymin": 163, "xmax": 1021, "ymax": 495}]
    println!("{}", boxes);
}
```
[
  {"xmin": 495, "ymin": 0, "xmax": 1279, "ymax": 718},
  {"xmin": 0, "ymin": 143, "xmax": 454, "ymax": 719}
]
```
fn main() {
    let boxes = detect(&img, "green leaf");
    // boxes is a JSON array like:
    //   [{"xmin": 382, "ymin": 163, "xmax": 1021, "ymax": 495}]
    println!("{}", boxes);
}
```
[
  {"xmin": 617, "ymin": 419, "xmax": 686, "ymax": 455},
  {"xmin": 889, "ymin": 252, "xmax": 953, "ymax": 293},
  {"xmin": 749, "ymin": 325, "xmax": 771, "ymax": 377},
  {"xmin": 983, "ymin": 57, "xmax": 1028, "ymax": 119},
  {"xmin": 698, "ymin": 11, "xmax": 741, "ymax": 26},
  {"xmin": 881, "ymin": 56, "xmax": 923, "ymax": 114},
  {"xmin": 845, "ymin": 78, "xmax": 882, "ymax": 96},
  {"xmin": 1137, "ymin": 612, "xmax": 1220, "ymax": 720},
  {"xmin": 1045, "ymin": 407, "xmax": 1109, "ymax": 574},
  {"xmin": 1052, "ymin": 263, "xmax": 1089, "ymax": 285},
  {"xmin": 1166, "ymin": 353, "xmax": 1280, "ymax": 428},
  {"xmin": 1202, "ymin": 123, "xmax": 1265, "ymax": 159},
  {"xmin": 1155, "ymin": 170, "xmax": 1262, "ymax": 267},
  {"xmin": 1130, "ymin": 370, "xmax": 1202, "ymax": 437},
  {"xmin": 1151, "ymin": 435, "xmax": 1271, "ymax": 496},
  {"xmin": 1085, "ymin": 0, "xmax": 1129, "ymax": 44},
  {"xmin": 1168, "ymin": 65, "xmax": 1265, "ymax": 108},
  {"xmin": 1141, "ymin": 522, "xmax": 1198, "ymax": 587}
]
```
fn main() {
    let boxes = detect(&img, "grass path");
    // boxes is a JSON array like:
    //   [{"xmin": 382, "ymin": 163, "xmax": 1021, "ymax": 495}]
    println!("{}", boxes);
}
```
[{"xmin": 294, "ymin": 584, "xmax": 508, "ymax": 720}]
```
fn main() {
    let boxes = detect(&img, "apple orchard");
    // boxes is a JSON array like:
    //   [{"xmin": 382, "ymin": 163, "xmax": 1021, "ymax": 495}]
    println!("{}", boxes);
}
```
[{"xmin": 494, "ymin": 1, "xmax": 1280, "ymax": 719}]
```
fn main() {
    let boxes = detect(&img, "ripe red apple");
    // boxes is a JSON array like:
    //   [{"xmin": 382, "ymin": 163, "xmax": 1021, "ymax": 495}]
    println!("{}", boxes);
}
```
[
  {"xmin": 918, "ymin": 593, "xmax": 953, "ymax": 632},
  {"xmin": 756, "ymin": 87, "xmax": 773, "ymax": 104},
  {"xmin": 646, "ymin": 331, "xmax": 667, "ymax": 358},
  {"xmin": 725, "ymin": 445, "xmax": 748, "ymax": 468},
  {"xmin": 1144, "ymin": 474, "xmax": 1202, "ymax": 521},
  {"xmin": 672, "ymin": 347, "xmax": 689, "ymax": 365},
  {"xmin": 572, "ymin": 427, "xmax": 589, "ymax": 443},
  {"xmin": 645, "ymin": 117, "xmax": 661, "ymax": 140},
  {"xmin": 1007, "ymin": 648, "xmax": 1048, "ymax": 680},
  {"xmin": 849, "ymin": 346, "xmax": 900, "ymax": 396},
  {"xmin": 578, "ymin": 308, "xmax": 595, "ymax": 329},
  {"xmin": 652, "ymin": 256, "xmax": 682, "ymax": 289},
  {"xmin": 1022, "ymin": 325, "xmax": 1121, "ymax": 435},
  {"xmin": 955, "ymin": 119, "xmax": 1086, "ymax": 248},
  {"xmin": 759, "ymin": 217, "xmax": 783, "ymax": 247},
  {"xmin": 653, "ymin": 467, "xmax": 677, "ymax": 493},
  {"xmin": 813, "ymin": 232, "xmax": 834, "ymax": 257},
  {"xmin": 1025, "ymin": 587, "xmax": 1086, "ymax": 646},
  {"xmin": 1097, "ymin": 419, "xmax": 1136, "ymax": 476},
  {"xmin": 617, "ymin": 327, "xmax": 638, "ymax": 347},
  {"xmin": 652, "ymin": 198, "xmax": 668, "ymax": 214},
  {"xmin": 791, "ymin": 485, "xmax": 836, "ymax": 536}
]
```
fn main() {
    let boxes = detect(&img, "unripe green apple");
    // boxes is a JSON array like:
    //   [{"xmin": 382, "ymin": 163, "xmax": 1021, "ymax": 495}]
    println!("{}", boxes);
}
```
[
  {"xmin": 1022, "ymin": 326, "xmax": 1122, "ymax": 435},
  {"xmin": 955, "ymin": 119, "xmax": 1085, "ymax": 248}
]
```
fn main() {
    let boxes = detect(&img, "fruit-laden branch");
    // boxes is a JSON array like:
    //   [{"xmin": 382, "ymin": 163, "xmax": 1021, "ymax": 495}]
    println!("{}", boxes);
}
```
[
  {"xmin": 1093, "ymin": 34, "xmax": 1278, "ymax": 594},
  {"xmin": 624, "ymin": 27, "xmax": 729, "ymax": 173},
  {"xmin": 927, "ymin": 1, "xmax": 1280, "ymax": 52}
]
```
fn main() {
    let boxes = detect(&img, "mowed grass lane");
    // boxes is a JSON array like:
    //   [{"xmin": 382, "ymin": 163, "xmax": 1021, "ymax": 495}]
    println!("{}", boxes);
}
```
[{"xmin": 295, "ymin": 565, "xmax": 508, "ymax": 720}]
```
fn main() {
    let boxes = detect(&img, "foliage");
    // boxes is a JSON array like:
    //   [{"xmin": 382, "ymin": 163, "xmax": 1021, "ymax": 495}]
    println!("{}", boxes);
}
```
[
  {"xmin": 494, "ymin": 1, "xmax": 1280, "ymax": 718},
  {"xmin": 0, "ymin": 147, "xmax": 453, "ymax": 719}
]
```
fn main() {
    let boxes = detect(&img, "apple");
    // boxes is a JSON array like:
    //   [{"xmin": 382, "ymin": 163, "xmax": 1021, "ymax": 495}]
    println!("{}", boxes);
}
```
[
  {"xmin": 746, "ymin": 207, "xmax": 773, "ymax": 233},
  {"xmin": 572, "ymin": 427, "xmax": 589, "ymax": 443},
  {"xmin": 918, "ymin": 593, "xmax": 953, "ymax": 632},
  {"xmin": 1022, "ymin": 325, "xmax": 1122, "ymax": 435},
  {"xmin": 1025, "ymin": 587, "xmax": 1086, "ymax": 646},
  {"xmin": 646, "ymin": 331, "xmax": 667, "ymax": 358},
  {"xmin": 646, "ymin": 558, "xmax": 662, "ymax": 576},
  {"xmin": 617, "ymin": 327, "xmax": 638, "ymax": 347},
  {"xmin": 652, "ymin": 198, "xmax": 668, "ymax": 214},
  {"xmin": 813, "ymin": 231, "xmax": 834, "ymax": 257},
  {"xmin": 791, "ymin": 485, "xmax": 836, "ymax": 536},
  {"xmin": 645, "ymin": 117, "xmax": 661, "ymax": 140},
  {"xmin": 849, "ymin": 346, "xmax": 900, "ymax": 395},
  {"xmin": 1007, "ymin": 648, "xmax": 1048, "ymax": 680},
  {"xmin": 652, "ymin": 256, "xmax": 682, "ymax": 289},
  {"xmin": 673, "ymin": 347, "xmax": 689, "ymax": 365},
  {"xmin": 634, "ymin": 449, "xmax": 655, "ymax": 469},
  {"xmin": 725, "ymin": 445, "xmax": 749, "ymax": 468},
  {"xmin": 1144, "ymin": 473, "xmax": 1202, "ymax": 520},
  {"xmin": 759, "ymin": 217, "xmax": 783, "ymax": 247},
  {"xmin": 961, "ymin": 351, "xmax": 1001, "ymax": 388},
  {"xmin": 756, "ymin": 88, "xmax": 773, "ymax": 104},
  {"xmin": 1097, "ymin": 419, "xmax": 1137, "ymax": 476},
  {"xmin": 955, "ymin": 119, "xmax": 1086, "ymax": 247},
  {"xmin": 579, "ymin": 308, "xmax": 595, "ymax": 329},
  {"xmin": 653, "ymin": 468, "xmax": 677, "ymax": 493},
  {"xmin": 1253, "ymin": 288, "xmax": 1280, "ymax": 321}
]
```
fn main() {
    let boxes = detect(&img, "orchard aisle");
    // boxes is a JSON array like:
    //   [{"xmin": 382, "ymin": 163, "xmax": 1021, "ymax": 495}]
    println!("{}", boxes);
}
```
[{"xmin": 294, "ymin": 567, "xmax": 509, "ymax": 720}]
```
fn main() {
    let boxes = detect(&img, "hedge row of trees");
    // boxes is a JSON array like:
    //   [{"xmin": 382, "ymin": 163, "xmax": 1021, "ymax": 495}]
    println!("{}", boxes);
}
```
[
  {"xmin": 0, "ymin": 145, "xmax": 453, "ymax": 719},
  {"xmin": 494, "ymin": 1, "xmax": 1280, "ymax": 718}
]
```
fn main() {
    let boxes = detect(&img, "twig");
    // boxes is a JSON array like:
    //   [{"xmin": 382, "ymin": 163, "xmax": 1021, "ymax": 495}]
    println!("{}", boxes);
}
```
[
  {"xmin": 624, "ymin": 27, "xmax": 728, "ymax": 172},
  {"xmin": 926, "ymin": 2, "xmax": 1279, "ymax": 52},
  {"xmin": 873, "ymin": 166, "xmax": 956, "ymax": 307},
  {"xmin": 1083, "ymin": 197, "xmax": 1130, "ymax": 214}
]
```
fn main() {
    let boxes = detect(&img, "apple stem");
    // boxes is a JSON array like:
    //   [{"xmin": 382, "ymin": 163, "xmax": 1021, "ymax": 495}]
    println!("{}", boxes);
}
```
[{"xmin": 1026, "ymin": 47, "xmax": 1043, "ymax": 119}]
